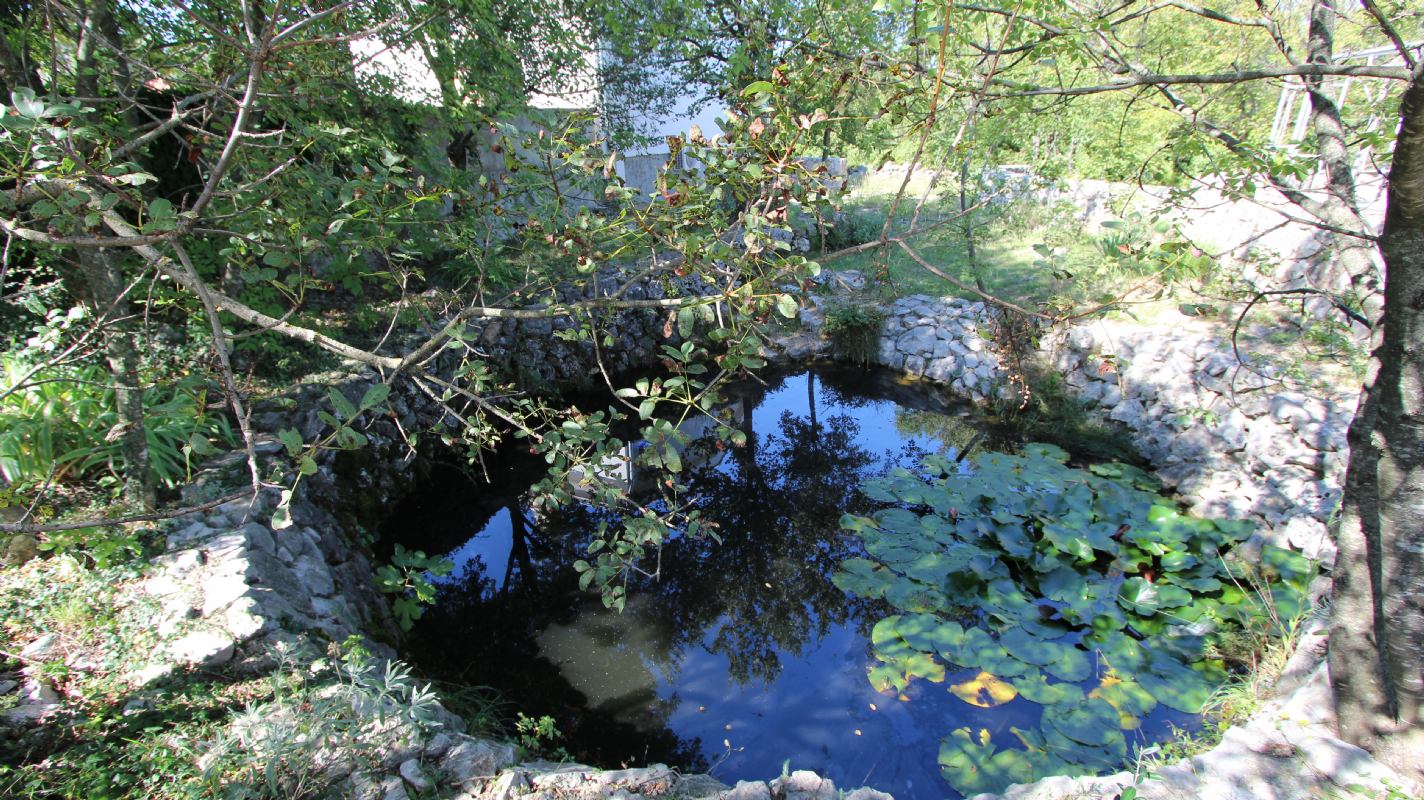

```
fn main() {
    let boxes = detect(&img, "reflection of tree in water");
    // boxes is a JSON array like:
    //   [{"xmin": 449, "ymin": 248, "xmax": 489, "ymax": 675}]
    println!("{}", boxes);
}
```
[
  {"xmin": 637, "ymin": 403, "xmax": 882, "ymax": 685},
  {"xmin": 894, "ymin": 408, "xmax": 985, "ymax": 457},
  {"xmin": 400, "ymin": 368, "xmax": 994, "ymax": 773}
]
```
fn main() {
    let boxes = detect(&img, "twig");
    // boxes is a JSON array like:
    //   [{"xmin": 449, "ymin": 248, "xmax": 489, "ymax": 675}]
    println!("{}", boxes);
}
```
[{"xmin": 0, "ymin": 489, "xmax": 257, "ymax": 534}]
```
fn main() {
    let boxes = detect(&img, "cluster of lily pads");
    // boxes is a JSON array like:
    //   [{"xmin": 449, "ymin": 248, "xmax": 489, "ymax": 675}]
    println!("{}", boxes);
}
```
[{"xmin": 832, "ymin": 444, "xmax": 1316, "ymax": 796}]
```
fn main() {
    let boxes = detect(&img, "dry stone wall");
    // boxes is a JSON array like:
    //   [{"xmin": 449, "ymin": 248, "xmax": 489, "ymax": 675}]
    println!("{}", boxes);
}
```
[{"xmin": 7, "ymin": 262, "xmax": 1405, "ymax": 798}]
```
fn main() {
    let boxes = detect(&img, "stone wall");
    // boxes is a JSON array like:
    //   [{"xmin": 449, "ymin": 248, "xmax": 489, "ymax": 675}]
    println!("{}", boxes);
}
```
[{"xmin": 1043, "ymin": 319, "xmax": 1351, "ymax": 564}]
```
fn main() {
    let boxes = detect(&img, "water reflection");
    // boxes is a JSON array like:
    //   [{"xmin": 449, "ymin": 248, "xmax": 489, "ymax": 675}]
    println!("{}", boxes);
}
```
[{"xmin": 386, "ymin": 367, "xmax": 1014, "ymax": 796}]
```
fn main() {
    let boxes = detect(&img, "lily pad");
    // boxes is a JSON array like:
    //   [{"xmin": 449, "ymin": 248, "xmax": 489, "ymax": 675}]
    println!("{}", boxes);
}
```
[
  {"xmin": 1011, "ymin": 671, "xmax": 1086, "ymax": 706},
  {"xmin": 937, "ymin": 728, "xmax": 1018, "ymax": 796},
  {"xmin": 895, "ymin": 614, "xmax": 962, "ymax": 654},
  {"xmin": 1137, "ymin": 658, "xmax": 1214, "ymax": 713},
  {"xmin": 1040, "ymin": 696, "xmax": 1124, "ymax": 747},
  {"xmin": 1000, "ymin": 627, "xmax": 1064, "ymax": 667},
  {"xmin": 1089, "ymin": 673, "xmax": 1158, "ymax": 729},
  {"xmin": 950, "ymin": 670, "xmax": 1019, "ymax": 708},
  {"xmin": 1042, "ymin": 644, "xmax": 1093, "ymax": 683}
]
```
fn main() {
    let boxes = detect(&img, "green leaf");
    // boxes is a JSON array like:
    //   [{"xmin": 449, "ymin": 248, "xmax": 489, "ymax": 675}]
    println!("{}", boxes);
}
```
[
  {"xmin": 1000, "ymin": 628, "xmax": 1066, "ymax": 667},
  {"xmin": 10, "ymin": 87, "xmax": 44, "ymax": 118},
  {"xmin": 328, "ymin": 388, "xmax": 359, "ymax": 420},
  {"xmin": 360, "ymin": 383, "xmax": 390, "ymax": 410},
  {"xmin": 1040, "ymin": 696, "xmax": 1122, "ymax": 746},
  {"xmin": 278, "ymin": 428, "xmax": 303, "ymax": 456},
  {"xmin": 775, "ymin": 293, "xmax": 799, "ymax": 319},
  {"xmin": 1012, "ymin": 671, "xmax": 1085, "ymax": 706},
  {"xmin": 741, "ymin": 80, "xmax": 775, "ymax": 96}
]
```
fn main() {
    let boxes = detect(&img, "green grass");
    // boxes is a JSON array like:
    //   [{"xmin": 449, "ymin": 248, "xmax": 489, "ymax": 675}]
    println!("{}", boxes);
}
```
[
  {"xmin": 819, "ymin": 186, "xmax": 1122, "ymax": 308},
  {"xmin": 825, "ymin": 226, "xmax": 1076, "ymax": 303}
]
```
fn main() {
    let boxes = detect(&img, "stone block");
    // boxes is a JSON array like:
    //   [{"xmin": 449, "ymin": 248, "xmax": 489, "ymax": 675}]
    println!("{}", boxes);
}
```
[
  {"xmin": 441, "ymin": 738, "xmax": 517, "ymax": 785},
  {"xmin": 169, "ymin": 630, "xmax": 236, "ymax": 666}
]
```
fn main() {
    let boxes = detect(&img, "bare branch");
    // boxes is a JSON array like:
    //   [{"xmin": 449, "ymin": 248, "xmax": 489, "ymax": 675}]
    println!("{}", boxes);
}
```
[
  {"xmin": 1359, "ymin": 0, "xmax": 1418, "ymax": 70},
  {"xmin": 0, "ymin": 489, "xmax": 256, "ymax": 534},
  {"xmin": 988, "ymin": 63, "xmax": 1411, "ymax": 99}
]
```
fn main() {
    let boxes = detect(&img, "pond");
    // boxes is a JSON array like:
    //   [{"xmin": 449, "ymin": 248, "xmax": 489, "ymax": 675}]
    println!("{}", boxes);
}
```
[{"xmin": 381, "ymin": 366, "xmax": 1313, "ymax": 798}]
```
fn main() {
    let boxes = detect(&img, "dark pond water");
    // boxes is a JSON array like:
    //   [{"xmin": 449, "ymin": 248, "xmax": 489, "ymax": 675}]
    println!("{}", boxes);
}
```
[{"xmin": 382, "ymin": 367, "xmax": 1196, "ymax": 798}]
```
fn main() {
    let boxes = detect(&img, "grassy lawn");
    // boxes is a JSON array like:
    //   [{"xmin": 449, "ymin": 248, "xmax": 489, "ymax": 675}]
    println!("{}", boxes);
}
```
[{"xmin": 816, "ymin": 178, "xmax": 1109, "ymax": 307}]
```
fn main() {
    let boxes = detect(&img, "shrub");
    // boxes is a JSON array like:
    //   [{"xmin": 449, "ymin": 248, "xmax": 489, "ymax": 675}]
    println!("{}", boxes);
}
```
[
  {"xmin": 0, "ymin": 357, "xmax": 235, "ymax": 491},
  {"xmin": 821, "ymin": 303, "xmax": 885, "ymax": 366}
]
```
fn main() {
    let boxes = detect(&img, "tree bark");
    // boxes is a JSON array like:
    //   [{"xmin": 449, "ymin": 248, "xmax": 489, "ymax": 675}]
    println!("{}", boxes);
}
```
[
  {"xmin": 72, "ymin": 248, "xmax": 154, "ymax": 507},
  {"xmin": 1330, "ymin": 62, "xmax": 1424, "ymax": 788}
]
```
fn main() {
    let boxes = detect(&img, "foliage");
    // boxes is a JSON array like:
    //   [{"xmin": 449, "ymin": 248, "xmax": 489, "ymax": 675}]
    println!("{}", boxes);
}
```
[
  {"xmin": 375, "ymin": 545, "xmax": 455, "ymax": 631},
  {"xmin": 198, "ymin": 637, "xmax": 446, "ymax": 799},
  {"xmin": 514, "ymin": 712, "xmax": 573, "ymax": 761},
  {"xmin": 0, "ymin": 354, "xmax": 233, "ymax": 492},
  {"xmin": 833, "ymin": 444, "xmax": 1317, "ymax": 794},
  {"xmin": 821, "ymin": 303, "xmax": 885, "ymax": 366}
]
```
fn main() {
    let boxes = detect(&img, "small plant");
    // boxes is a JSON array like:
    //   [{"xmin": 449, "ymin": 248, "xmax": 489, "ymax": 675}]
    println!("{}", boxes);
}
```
[
  {"xmin": 199, "ymin": 637, "xmax": 447, "ymax": 798},
  {"xmin": 514, "ymin": 712, "xmax": 572, "ymax": 760},
  {"xmin": 375, "ymin": 544, "xmax": 454, "ymax": 631},
  {"xmin": 821, "ymin": 303, "xmax": 885, "ymax": 366},
  {"xmin": 0, "ymin": 354, "xmax": 234, "ymax": 492},
  {"xmin": 1174, "ymin": 406, "xmax": 1221, "ymax": 428}
]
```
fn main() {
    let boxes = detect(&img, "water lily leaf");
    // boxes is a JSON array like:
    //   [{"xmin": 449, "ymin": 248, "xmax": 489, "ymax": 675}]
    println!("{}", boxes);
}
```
[
  {"xmin": 900, "ymin": 651, "xmax": 947, "ymax": 683},
  {"xmin": 873, "ymin": 506, "xmax": 922, "ymax": 537},
  {"xmin": 1012, "ymin": 671, "xmax": 1086, "ymax": 706},
  {"xmin": 885, "ymin": 578, "xmax": 948, "ymax": 614},
  {"xmin": 1089, "ymin": 673, "xmax": 1158, "ymax": 729},
  {"xmin": 1042, "ymin": 725, "xmax": 1127, "ymax": 771},
  {"xmin": 1039, "ymin": 567, "xmax": 1089, "ymax": 603},
  {"xmin": 1212, "ymin": 517, "xmax": 1255, "ymax": 543},
  {"xmin": 1118, "ymin": 577, "xmax": 1164, "ymax": 614},
  {"xmin": 1154, "ymin": 583, "xmax": 1193, "ymax": 609},
  {"xmin": 931, "ymin": 623, "xmax": 983, "ymax": 668},
  {"xmin": 938, "ymin": 728, "xmax": 1015, "ymax": 796},
  {"xmin": 985, "ymin": 579, "xmax": 1038, "ymax": 624},
  {"xmin": 1165, "ymin": 572, "xmax": 1223, "ymax": 593},
  {"xmin": 871, "ymin": 615, "xmax": 904, "ymax": 650},
  {"xmin": 868, "ymin": 663, "xmax": 909, "ymax": 693},
  {"xmin": 831, "ymin": 558, "xmax": 894, "ymax": 598},
  {"xmin": 861, "ymin": 480, "xmax": 901, "ymax": 503},
  {"xmin": 1024, "ymin": 443, "xmax": 1071, "ymax": 462},
  {"xmin": 1040, "ymin": 696, "xmax": 1122, "ymax": 746},
  {"xmin": 902, "ymin": 552, "xmax": 956, "ymax": 585},
  {"xmin": 1042, "ymin": 523, "xmax": 1096, "ymax": 562},
  {"xmin": 978, "ymin": 647, "xmax": 1033, "ymax": 678},
  {"xmin": 993, "ymin": 523, "xmax": 1035, "ymax": 557},
  {"xmin": 950, "ymin": 670, "xmax": 1019, "ymax": 707},
  {"xmin": 1262, "ymin": 544, "xmax": 1316, "ymax": 592},
  {"xmin": 1043, "ymin": 644, "xmax": 1093, "ymax": 683},
  {"xmin": 896, "ymin": 614, "xmax": 963, "ymax": 654},
  {"xmin": 1159, "ymin": 550, "xmax": 1198, "ymax": 572},
  {"xmin": 1000, "ymin": 627, "xmax": 1062, "ymax": 666},
  {"xmin": 1137, "ymin": 658, "xmax": 1213, "ymax": 713}
]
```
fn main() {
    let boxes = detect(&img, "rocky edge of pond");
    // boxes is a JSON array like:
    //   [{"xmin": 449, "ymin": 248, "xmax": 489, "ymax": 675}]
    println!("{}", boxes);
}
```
[{"xmin": 1, "ymin": 265, "xmax": 1415, "ymax": 799}]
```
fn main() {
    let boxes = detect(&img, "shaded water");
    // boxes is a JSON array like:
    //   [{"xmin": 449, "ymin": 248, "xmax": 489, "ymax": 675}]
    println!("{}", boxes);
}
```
[{"xmin": 383, "ymin": 368, "xmax": 1193, "ymax": 798}]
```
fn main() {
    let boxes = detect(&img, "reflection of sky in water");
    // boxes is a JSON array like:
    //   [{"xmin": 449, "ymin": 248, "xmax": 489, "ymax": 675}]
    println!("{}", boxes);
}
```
[
  {"xmin": 411, "ymin": 369, "xmax": 1193, "ymax": 799},
  {"xmin": 440, "ymin": 506, "xmax": 517, "ymax": 590}
]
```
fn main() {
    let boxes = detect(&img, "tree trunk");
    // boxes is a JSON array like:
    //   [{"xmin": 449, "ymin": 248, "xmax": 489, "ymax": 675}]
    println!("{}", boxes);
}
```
[
  {"xmin": 1330, "ymin": 63, "xmax": 1424, "ymax": 789},
  {"xmin": 959, "ymin": 147, "xmax": 985, "ymax": 294},
  {"xmin": 73, "ymin": 248, "xmax": 154, "ymax": 508}
]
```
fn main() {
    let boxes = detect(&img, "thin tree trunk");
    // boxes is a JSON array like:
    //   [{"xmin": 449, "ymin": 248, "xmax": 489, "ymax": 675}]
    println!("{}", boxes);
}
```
[
  {"xmin": 959, "ymin": 146, "xmax": 985, "ymax": 294},
  {"xmin": 68, "ymin": 0, "xmax": 151, "ymax": 507},
  {"xmin": 73, "ymin": 248, "xmax": 153, "ymax": 507},
  {"xmin": 1331, "ymin": 63, "xmax": 1424, "ymax": 788}
]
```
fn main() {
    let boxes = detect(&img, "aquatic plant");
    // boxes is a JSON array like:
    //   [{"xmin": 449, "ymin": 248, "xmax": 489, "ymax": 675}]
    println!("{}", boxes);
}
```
[{"xmin": 834, "ymin": 444, "xmax": 1315, "ymax": 795}]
